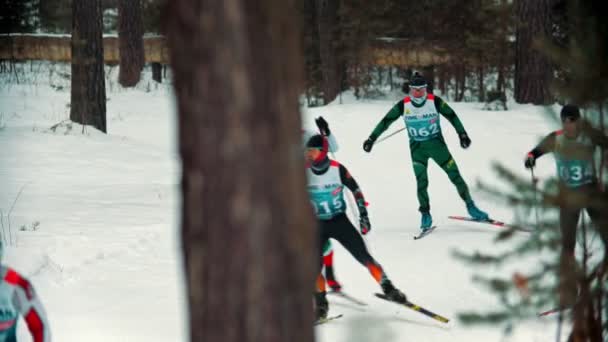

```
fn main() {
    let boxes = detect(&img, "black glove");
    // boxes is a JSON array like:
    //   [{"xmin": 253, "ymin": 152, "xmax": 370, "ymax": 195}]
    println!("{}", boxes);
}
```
[
  {"xmin": 459, "ymin": 133, "xmax": 471, "ymax": 149},
  {"xmin": 363, "ymin": 138, "xmax": 374, "ymax": 153},
  {"xmin": 524, "ymin": 153, "xmax": 536, "ymax": 169},
  {"xmin": 359, "ymin": 215, "xmax": 371, "ymax": 235},
  {"xmin": 315, "ymin": 116, "xmax": 330, "ymax": 136}
]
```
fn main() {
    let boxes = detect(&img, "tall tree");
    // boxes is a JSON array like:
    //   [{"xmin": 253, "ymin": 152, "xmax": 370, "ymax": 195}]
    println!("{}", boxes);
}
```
[
  {"xmin": 166, "ymin": 1, "xmax": 316, "ymax": 341},
  {"xmin": 514, "ymin": 0, "xmax": 554, "ymax": 104},
  {"xmin": 70, "ymin": 0, "xmax": 106, "ymax": 133},
  {"xmin": 299, "ymin": 0, "xmax": 323, "ymax": 106},
  {"xmin": 118, "ymin": 0, "xmax": 145, "ymax": 87},
  {"xmin": 316, "ymin": 0, "xmax": 340, "ymax": 104}
]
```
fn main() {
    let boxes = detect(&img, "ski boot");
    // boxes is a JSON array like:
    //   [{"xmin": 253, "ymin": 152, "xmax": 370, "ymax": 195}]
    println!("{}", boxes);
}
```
[
  {"xmin": 327, "ymin": 279, "xmax": 342, "ymax": 292},
  {"xmin": 324, "ymin": 265, "xmax": 342, "ymax": 292},
  {"xmin": 315, "ymin": 291, "xmax": 329, "ymax": 320},
  {"xmin": 466, "ymin": 201, "xmax": 489, "ymax": 221},
  {"xmin": 380, "ymin": 279, "xmax": 407, "ymax": 304},
  {"xmin": 420, "ymin": 211, "xmax": 433, "ymax": 232}
]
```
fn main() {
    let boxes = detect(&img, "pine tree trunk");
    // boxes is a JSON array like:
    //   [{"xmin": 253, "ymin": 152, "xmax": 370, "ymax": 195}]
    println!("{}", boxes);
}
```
[
  {"xmin": 151, "ymin": 62, "xmax": 162, "ymax": 83},
  {"xmin": 166, "ymin": 1, "xmax": 316, "ymax": 341},
  {"xmin": 301, "ymin": 0, "xmax": 322, "ymax": 103},
  {"xmin": 599, "ymin": 103, "xmax": 605, "ymax": 192},
  {"xmin": 316, "ymin": 0, "xmax": 339, "ymax": 104},
  {"xmin": 118, "ymin": 0, "xmax": 145, "ymax": 87},
  {"xmin": 455, "ymin": 64, "xmax": 466, "ymax": 102},
  {"xmin": 497, "ymin": 63, "xmax": 505, "ymax": 93},
  {"xmin": 70, "ymin": 0, "xmax": 106, "ymax": 133},
  {"xmin": 438, "ymin": 65, "xmax": 447, "ymax": 98},
  {"xmin": 514, "ymin": 0, "xmax": 553, "ymax": 104},
  {"xmin": 477, "ymin": 63, "xmax": 485, "ymax": 102},
  {"xmin": 497, "ymin": 0, "xmax": 508, "ymax": 94}
]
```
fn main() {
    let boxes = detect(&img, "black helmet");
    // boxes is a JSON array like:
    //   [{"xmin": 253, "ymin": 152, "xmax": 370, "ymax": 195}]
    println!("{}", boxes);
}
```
[
  {"xmin": 560, "ymin": 104, "xmax": 580, "ymax": 122},
  {"xmin": 306, "ymin": 134, "xmax": 329, "ymax": 169},
  {"xmin": 306, "ymin": 134, "xmax": 325, "ymax": 149},
  {"xmin": 410, "ymin": 73, "xmax": 427, "ymax": 88}
]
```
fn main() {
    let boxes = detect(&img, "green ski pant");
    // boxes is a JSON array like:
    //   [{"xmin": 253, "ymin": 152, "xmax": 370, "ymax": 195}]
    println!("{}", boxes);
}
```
[{"xmin": 409, "ymin": 138, "xmax": 471, "ymax": 212}]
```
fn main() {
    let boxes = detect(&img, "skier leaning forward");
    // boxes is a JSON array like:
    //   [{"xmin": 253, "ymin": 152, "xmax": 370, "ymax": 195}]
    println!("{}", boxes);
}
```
[
  {"xmin": 304, "ymin": 134, "xmax": 406, "ymax": 320},
  {"xmin": 362, "ymin": 73, "xmax": 490, "ymax": 232}
]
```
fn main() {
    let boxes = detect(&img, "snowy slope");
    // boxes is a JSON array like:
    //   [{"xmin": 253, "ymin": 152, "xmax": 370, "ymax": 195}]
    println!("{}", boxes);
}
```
[{"xmin": 1, "ymin": 66, "xmax": 566, "ymax": 341}]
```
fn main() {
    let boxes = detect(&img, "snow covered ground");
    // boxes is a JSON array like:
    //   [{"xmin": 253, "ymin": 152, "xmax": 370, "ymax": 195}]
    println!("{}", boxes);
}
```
[{"xmin": 1, "ymin": 64, "xmax": 569, "ymax": 341}]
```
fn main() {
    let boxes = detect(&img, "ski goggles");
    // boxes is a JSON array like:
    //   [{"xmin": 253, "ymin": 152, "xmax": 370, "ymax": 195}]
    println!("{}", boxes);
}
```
[{"xmin": 562, "ymin": 116, "xmax": 580, "ymax": 123}]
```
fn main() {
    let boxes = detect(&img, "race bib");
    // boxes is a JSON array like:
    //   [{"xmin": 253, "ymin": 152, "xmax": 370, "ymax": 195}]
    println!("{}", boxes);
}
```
[
  {"xmin": 309, "ymin": 187, "xmax": 346, "ymax": 219},
  {"xmin": 555, "ymin": 158, "xmax": 594, "ymax": 187},
  {"xmin": 406, "ymin": 118, "xmax": 441, "ymax": 142}
]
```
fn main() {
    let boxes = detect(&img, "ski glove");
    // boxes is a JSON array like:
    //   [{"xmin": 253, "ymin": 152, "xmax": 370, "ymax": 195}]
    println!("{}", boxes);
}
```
[
  {"xmin": 459, "ymin": 133, "xmax": 471, "ymax": 149},
  {"xmin": 363, "ymin": 138, "xmax": 374, "ymax": 153},
  {"xmin": 315, "ymin": 116, "xmax": 330, "ymax": 136},
  {"xmin": 524, "ymin": 153, "xmax": 536, "ymax": 169},
  {"xmin": 359, "ymin": 215, "xmax": 371, "ymax": 235}
]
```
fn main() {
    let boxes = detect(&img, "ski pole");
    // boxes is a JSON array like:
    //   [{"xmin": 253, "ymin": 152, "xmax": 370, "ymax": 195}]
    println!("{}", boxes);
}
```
[
  {"xmin": 375, "ymin": 127, "xmax": 406, "ymax": 144},
  {"xmin": 530, "ymin": 168, "xmax": 540, "ymax": 230}
]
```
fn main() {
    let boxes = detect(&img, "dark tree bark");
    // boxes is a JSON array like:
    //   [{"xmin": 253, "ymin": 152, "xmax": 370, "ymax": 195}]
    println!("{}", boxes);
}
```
[
  {"xmin": 477, "ymin": 63, "xmax": 485, "ymax": 102},
  {"xmin": 166, "ymin": 1, "xmax": 316, "ymax": 342},
  {"xmin": 497, "ymin": 59, "xmax": 506, "ymax": 93},
  {"xmin": 300, "ymin": 0, "xmax": 323, "ymax": 103},
  {"xmin": 70, "ymin": 0, "xmax": 106, "ymax": 133},
  {"xmin": 151, "ymin": 62, "xmax": 162, "ymax": 83},
  {"xmin": 118, "ymin": 0, "xmax": 145, "ymax": 87},
  {"xmin": 514, "ymin": 0, "xmax": 553, "ymax": 104},
  {"xmin": 316, "ymin": 0, "xmax": 340, "ymax": 104},
  {"xmin": 600, "ymin": 104, "xmax": 606, "ymax": 191},
  {"xmin": 455, "ymin": 63, "xmax": 466, "ymax": 102},
  {"xmin": 438, "ymin": 65, "xmax": 448, "ymax": 98}
]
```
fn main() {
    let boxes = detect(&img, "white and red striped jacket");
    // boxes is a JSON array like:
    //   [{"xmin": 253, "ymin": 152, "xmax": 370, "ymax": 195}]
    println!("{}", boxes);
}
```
[{"xmin": 0, "ymin": 266, "xmax": 50, "ymax": 342}]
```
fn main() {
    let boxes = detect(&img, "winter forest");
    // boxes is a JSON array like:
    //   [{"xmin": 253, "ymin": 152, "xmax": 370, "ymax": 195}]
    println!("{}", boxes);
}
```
[{"xmin": 1, "ymin": 0, "xmax": 607, "ymax": 341}]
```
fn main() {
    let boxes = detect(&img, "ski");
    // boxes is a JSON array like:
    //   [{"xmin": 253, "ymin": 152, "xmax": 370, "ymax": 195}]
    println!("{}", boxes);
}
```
[
  {"xmin": 538, "ymin": 305, "xmax": 574, "ymax": 317},
  {"xmin": 328, "ymin": 290, "xmax": 367, "ymax": 306},
  {"xmin": 538, "ymin": 307, "xmax": 565, "ymax": 317},
  {"xmin": 314, "ymin": 314, "xmax": 343, "ymax": 325},
  {"xmin": 374, "ymin": 293, "xmax": 450, "ymax": 324},
  {"xmin": 413, "ymin": 226, "xmax": 437, "ymax": 240},
  {"xmin": 448, "ymin": 216, "xmax": 532, "ymax": 232}
]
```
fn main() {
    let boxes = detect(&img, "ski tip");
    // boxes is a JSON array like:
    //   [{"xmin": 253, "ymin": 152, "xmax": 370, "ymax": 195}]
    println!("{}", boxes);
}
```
[
  {"xmin": 374, "ymin": 293, "xmax": 407, "ymax": 304},
  {"xmin": 413, "ymin": 226, "xmax": 437, "ymax": 239},
  {"xmin": 314, "ymin": 314, "xmax": 344, "ymax": 325}
]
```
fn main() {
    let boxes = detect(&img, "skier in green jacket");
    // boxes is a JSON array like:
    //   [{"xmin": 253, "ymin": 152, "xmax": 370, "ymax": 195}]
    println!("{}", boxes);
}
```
[{"xmin": 362, "ymin": 73, "xmax": 489, "ymax": 232}]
